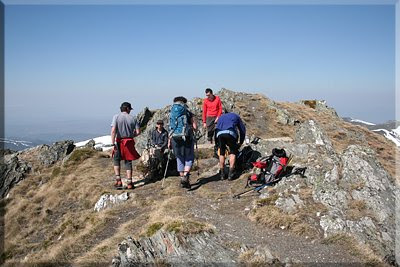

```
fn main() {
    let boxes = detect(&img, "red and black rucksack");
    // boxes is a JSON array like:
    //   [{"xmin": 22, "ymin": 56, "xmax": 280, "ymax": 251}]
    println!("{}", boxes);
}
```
[{"xmin": 248, "ymin": 148, "xmax": 290, "ymax": 186}]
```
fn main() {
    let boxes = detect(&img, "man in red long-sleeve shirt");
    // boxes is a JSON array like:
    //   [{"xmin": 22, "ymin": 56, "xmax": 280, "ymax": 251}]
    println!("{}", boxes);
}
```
[{"xmin": 202, "ymin": 88, "xmax": 223, "ymax": 144}]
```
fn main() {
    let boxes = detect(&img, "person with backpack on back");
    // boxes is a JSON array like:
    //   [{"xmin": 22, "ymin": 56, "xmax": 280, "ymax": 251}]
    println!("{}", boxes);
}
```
[
  {"xmin": 202, "ymin": 88, "xmax": 222, "ymax": 144},
  {"xmin": 168, "ymin": 96, "xmax": 198, "ymax": 189},
  {"xmin": 215, "ymin": 112, "xmax": 246, "ymax": 180},
  {"xmin": 111, "ymin": 102, "xmax": 141, "ymax": 189}
]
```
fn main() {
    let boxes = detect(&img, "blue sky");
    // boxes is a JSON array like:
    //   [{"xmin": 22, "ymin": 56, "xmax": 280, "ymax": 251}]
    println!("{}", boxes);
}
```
[{"xmin": 5, "ymin": 4, "xmax": 395, "ymax": 138}]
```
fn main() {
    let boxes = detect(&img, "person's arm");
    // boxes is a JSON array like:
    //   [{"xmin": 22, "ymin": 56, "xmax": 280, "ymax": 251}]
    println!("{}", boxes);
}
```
[
  {"xmin": 238, "ymin": 118, "xmax": 246, "ymax": 145},
  {"xmin": 134, "ymin": 120, "xmax": 140, "ymax": 137},
  {"xmin": 215, "ymin": 97, "xmax": 223, "ymax": 122},
  {"xmin": 202, "ymin": 99, "xmax": 207, "ymax": 128},
  {"xmin": 111, "ymin": 126, "xmax": 116, "ymax": 145},
  {"xmin": 111, "ymin": 115, "xmax": 117, "ymax": 144},
  {"xmin": 191, "ymin": 115, "xmax": 198, "ymax": 131}
]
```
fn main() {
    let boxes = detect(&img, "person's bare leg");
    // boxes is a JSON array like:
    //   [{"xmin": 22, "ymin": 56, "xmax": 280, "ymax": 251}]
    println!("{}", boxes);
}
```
[
  {"xmin": 126, "ymin": 170, "xmax": 132, "ymax": 179},
  {"xmin": 219, "ymin": 155, "xmax": 225, "ymax": 169},
  {"xmin": 228, "ymin": 154, "xmax": 236, "ymax": 180},
  {"xmin": 229, "ymin": 154, "xmax": 236, "ymax": 169},
  {"xmin": 114, "ymin": 166, "xmax": 120, "ymax": 176},
  {"xmin": 183, "ymin": 166, "xmax": 191, "ymax": 176},
  {"xmin": 113, "ymin": 165, "xmax": 122, "ymax": 187}
]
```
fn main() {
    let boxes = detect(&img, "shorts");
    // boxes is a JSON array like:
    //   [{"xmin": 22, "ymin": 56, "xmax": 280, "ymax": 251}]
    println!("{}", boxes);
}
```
[
  {"xmin": 206, "ymin": 116, "xmax": 217, "ymax": 141},
  {"xmin": 171, "ymin": 137, "xmax": 195, "ymax": 172},
  {"xmin": 218, "ymin": 133, "xmax": 239, "ymax": 156},
  {"xmin": 113, "ymin": 143, "xmax": 133, "ymax": 170}
]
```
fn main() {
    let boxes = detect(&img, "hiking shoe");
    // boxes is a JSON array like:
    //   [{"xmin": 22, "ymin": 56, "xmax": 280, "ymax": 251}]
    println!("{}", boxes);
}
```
[
  {"xmin": 228, "ymin": 168, "xmax": 236, "ymax": 180},
  {"xmin": 219, "ymin": 168, "xmax": 226, "ymax": 180},
  {"xmin": 180, "ymin": 174, "xmax": 190, "ymax": 189},
  {"xmin": 114, "ymin": 179, "xmax": 122, "ymax": 187}
]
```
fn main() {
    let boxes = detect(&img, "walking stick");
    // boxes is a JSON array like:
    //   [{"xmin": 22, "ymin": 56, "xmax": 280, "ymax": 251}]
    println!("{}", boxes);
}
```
[{"xmin": 161, "ymin": 149, "xmax": 171, "ymax": 189}]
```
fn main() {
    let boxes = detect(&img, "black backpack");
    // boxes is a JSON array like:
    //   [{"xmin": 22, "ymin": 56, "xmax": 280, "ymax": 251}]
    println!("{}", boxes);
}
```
[{"xmin": 236, "ymin": 145, "xmax": 261, "ymax": 173}]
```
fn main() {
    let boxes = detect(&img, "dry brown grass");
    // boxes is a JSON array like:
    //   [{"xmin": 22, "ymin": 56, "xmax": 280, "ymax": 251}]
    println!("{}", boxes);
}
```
[
  {"xmin": 3, "ymin": 153, "xmax": 120, "ymax": 264},
  {"xmin": 196, "ymin": 148, "xmax": 214, "ymax": 160},
  {"xmin": 251, "ymin": 188, "xmax": 327, "ymax": 238},
  {"xmin": 238, "ymin": 249, "xmax": 269, "ymax": 266},
  {"xmin": 346, "ymin": 199, "xmax": 375, "ymax": 221},
  {"xmin": 164, "ymin": 220, "xmax": 214, "ymax": 235},
  {"xmin": 322, "ymin": 234, "xmax": 384, "ymax": 266}
]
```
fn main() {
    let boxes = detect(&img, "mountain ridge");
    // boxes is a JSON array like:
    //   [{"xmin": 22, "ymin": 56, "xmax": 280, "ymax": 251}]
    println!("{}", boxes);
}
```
[{"xmin": 1, "ymin": 89, "xmax": 398, "ymax": 266}]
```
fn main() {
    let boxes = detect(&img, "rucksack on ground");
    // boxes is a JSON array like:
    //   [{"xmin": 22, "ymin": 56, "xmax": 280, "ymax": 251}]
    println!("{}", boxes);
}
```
[
  {"xmin": 248, "ymin": 148, "xmax": 290, "ymax": 186},
  {"xmin": 169, "ymin": 103, "xmax": 190, "ymax": 141},
  {"xmin": 236, "ymin": 145, "xmax": 262, "ymax": 173}
]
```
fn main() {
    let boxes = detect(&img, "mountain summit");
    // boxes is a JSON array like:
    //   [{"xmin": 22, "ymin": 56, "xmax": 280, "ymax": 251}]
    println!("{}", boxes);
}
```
[{"xmin": 1, "ymin": 89, "xmax": 398, "ymax": 265}]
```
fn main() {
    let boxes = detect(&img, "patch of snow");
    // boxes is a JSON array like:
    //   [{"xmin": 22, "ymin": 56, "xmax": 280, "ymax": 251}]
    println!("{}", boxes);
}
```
[
  {"xmin": 75, "ymin": 135, "xmax": 113, "ymax": 151},
  {"xmin": 350, "ymin": 118, "xmax": 376, "ymax": 126},
  {"xmin": 0, "ymin": 138, "xmax": 33, "ymax": 147},
  {"xmin": 392, "ymin": 125, "xmax": 400, "ymax": 136},
  {"xmin": 372, "ymin": 129, "xmax": 400, "ymax": 147}
]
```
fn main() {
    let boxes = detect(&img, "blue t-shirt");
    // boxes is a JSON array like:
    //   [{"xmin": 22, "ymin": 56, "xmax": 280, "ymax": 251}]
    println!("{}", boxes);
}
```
[{"xmin": 216, "ymin": 112, "xmax": 246, "ymax": 144}]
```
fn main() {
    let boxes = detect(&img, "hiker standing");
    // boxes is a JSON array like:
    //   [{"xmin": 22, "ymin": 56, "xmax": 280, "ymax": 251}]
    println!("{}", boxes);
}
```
[
  {"xmin": 215, "ymin": 112, "xmax": 246, "ymax": 180},
  {"xmin": 202, "ymin": 88, "xmax": 222, "ymax": 144},
  {"xmin": 111, "ymin": 102, "xmax": 141, "ymax": 189},
  {"xmin": 168, "ymin": 96, "xmax": 197, "ymax": 188}
]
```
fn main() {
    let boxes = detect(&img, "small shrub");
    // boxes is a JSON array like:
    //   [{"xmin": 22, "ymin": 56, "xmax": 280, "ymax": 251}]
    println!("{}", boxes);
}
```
[
  {"xmin": 51, "ymin": 167, "xmax": 61, "ymax": 177},
  {"xmin": 303, "ymin": 100, "xmax": 317, "ymax": 109},
  {"xmin": 165, "ymin": 220, "xmax": 213, "ymax": 235},
  {"xmin": 65, "ymin": 148, "xmax": 95, "ymax": 166},
  {"xmin": 146, "ymin": 222, "xmax": 164, "ymax": 237},
  {"xmin": 256, "ymin": 194, "xmax": 279, "ymax": 206}
]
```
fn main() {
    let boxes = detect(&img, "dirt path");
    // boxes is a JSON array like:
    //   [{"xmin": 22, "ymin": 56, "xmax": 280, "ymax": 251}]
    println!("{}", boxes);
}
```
[
  {"xmin": 74, "ymin": 156, "xmax": 362, "ymax": 265},
  {"xmin": 180, "ymin": 165, "xmax": 362, "ymax": 264}
]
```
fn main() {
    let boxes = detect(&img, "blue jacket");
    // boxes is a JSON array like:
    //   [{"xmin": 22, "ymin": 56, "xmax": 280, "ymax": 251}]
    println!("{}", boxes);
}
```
[{"xmin": 216, "ymin": 112, "xmax": 246, "ymax": 144}]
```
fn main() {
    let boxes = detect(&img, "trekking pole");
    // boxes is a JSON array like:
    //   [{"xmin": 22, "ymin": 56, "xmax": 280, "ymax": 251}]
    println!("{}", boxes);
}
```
[{"xmin": 161, "ymin": 149, "xmax": 171, "ymax": 189}]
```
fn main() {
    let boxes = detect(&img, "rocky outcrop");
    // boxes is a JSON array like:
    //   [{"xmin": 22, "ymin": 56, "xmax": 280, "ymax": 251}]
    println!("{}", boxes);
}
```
[
  {"xmin": 247, "ymin": 120, "xmax": 398, "ymax": 263},
  {"xmin": 0, "ymin": 153, "xmax": 31, "ymax": 198},
  {"xmin": 94, "ymin": 192, "xmax": 130, "ymax": 212},
  {"xmin": 299, "ymin": 99, "xmax": 339, "ymax": 117},
  {"xmin": 112, "ymin": 230, "xmax": 279, "ymax": 266},
  {"xmin": 37, "ymin": 140, "xmax": 75, "ymax": 166},
  {"xmin": 136, "ymin": 107, "xmax": 155, "ymax": 130}
]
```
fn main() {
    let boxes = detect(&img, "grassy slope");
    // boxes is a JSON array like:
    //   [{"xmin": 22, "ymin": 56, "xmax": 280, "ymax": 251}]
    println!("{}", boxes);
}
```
[{"xmin": 2, "ymin": 94, "xmax": 397, "ymax": 265}]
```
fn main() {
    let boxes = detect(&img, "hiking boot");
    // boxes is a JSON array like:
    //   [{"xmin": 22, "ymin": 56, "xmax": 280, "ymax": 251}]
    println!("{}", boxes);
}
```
[
  {"xmin": 219, "ymin": 168, "xmax": 226, "ymax": 180},
  {"xmin": 114, "ymin": 179, "xmax": 122, "ymax": 187},
  {"xmin": 180, "ymin": 174, "xmax": 190, "ymax": 189},
  {"xmin": 228, "ymin": 168, "xmax": 236, "ymax": 180}
]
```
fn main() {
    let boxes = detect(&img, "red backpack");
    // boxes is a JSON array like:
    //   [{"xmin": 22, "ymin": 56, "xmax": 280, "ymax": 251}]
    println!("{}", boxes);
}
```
[{"xmin": 248, "ymin": 148, "xmax": 289, "ymax": 185}]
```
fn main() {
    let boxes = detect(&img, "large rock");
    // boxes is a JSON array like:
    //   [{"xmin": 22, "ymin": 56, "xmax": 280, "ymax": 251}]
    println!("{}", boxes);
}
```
[
  {"xmin": 299, "ymin": 99, "xmax": 339, "ymax": 117},
  {"xmin": 37, "ymin": 140, "xmax": 75, "ymax": 166},
  {"xmin": 0, "ymin": 154, "xmax": 31, "ymax": 198},
  {"xmin": 242, "ymin": 118, "xmax": 398, "ymax": 263},
  {"xmin": 94, "ymin": 192, "xmax": 130, "ymax": 212},
  {"xmin": 136, "ymin": 107, "xmax": 154, "ymax": 129},
  {"xmin": 112, "ymin": 230, "xmax": 278, "ymax": 266}
]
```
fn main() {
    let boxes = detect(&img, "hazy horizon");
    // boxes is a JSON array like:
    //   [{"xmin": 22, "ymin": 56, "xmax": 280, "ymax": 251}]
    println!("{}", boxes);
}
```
[{"xmin": 5, "ymin": 4, "xmax": 396, "ymax": 140}]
